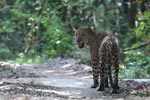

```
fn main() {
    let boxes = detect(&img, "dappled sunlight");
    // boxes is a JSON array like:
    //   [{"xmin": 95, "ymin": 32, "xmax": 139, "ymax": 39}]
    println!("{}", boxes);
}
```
[
  {"xmin": 43, "ymin": 70, "xmax": 55, "ymax": 74},
  {"xmin": 53, "ymin": 70, "xmax": 78, "ymax": 75},
  {"xmin": 61, "ymin": 63, "xmax": 74, "ymax": 69},
  {"xmin": 0, "ymin": 85, "xmax": 15, "ymax": 90},
  {"xmin": 36, "ymin": 89, "xmax": 71, "ymax": 96},
  {"xmin": 41, "ymin": 78, "xmax": 85, "ymax": 88},
  {"xmin": 65, "ymin": 71, "xmax": 78, "ymax": 75},
  {"xmin": 81, "ymin": 75, "xmax": 92, "ymax": 79}
]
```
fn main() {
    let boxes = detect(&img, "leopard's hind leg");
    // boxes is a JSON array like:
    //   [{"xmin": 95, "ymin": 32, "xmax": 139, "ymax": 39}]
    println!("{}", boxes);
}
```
[
  {"xmin": 111, "ymin": 44, "xmax": 119, "ymax": 93},
  {"xmin": 97, "ymin": 43, "xmax": 108, "ymax": 91}
]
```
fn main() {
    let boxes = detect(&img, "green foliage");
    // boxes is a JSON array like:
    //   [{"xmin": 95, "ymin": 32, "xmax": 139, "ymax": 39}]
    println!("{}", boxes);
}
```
[
  {"xmin": 0, "ymin": 0, "xmax": 150, "ymax": 79},
  {"xmin": 10, "ymin": 53, "xmax": 46, "ymax": 64},
  {"xmin": 0, "ymin": 0, "xmax": 75, "ymax": 62},
  {"xmin": 135, "ymin": 11, "xmax": 150, "ymax": 40},
  {"xmin": 43, "ymin": 15, "xmax": 74, "ymax": 58},
  {"xmin": 0, "ymin": 43, "xmax": 11, "ymax": 60},
  {"xmin": 121, "ymin": 48, "xmax": 150, "ymax": 78},
  {"xmin": 121, "ymin": 11, "xmax": 150, "ymax": 78}
]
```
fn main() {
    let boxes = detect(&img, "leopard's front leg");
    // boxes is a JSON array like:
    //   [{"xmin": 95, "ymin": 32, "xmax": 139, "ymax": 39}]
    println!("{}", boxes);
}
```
[
  {"xmin": 97, "ymin": 59, "xmax": 106, "ymax": 91},
  {"xmin": 90, "ymin": 57, "xmax": 99, "ymax": 88}
]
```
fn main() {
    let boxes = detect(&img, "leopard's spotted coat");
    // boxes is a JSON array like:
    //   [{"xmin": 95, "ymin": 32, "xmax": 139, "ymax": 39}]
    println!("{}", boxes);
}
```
[{"xmin": 74, "ymin": 28, "xmax": 119, "ymax": 93}]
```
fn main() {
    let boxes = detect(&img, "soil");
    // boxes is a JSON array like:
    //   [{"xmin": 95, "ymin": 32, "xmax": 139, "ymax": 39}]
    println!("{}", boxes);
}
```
[{"xmin": 0, "ymin": 58, "xmax": 150, "ymax": 100}]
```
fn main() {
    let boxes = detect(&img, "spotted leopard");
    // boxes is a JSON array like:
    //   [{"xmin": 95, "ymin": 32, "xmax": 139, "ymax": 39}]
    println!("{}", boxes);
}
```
[{"xmin": 73, "ymin": 28, "xmax": 119, "ymax": 93}]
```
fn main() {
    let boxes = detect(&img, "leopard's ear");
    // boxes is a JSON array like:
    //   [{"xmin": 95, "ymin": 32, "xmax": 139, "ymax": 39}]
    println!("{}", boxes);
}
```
[{"xmin": 73, "ymin": 28, "xmax": 78, "ymax": 34}]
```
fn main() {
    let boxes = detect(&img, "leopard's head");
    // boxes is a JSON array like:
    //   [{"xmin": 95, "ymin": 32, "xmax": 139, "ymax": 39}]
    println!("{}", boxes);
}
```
[{"xmin": 73, "ymin": 28, "xmax": 92, "ymax": 48}]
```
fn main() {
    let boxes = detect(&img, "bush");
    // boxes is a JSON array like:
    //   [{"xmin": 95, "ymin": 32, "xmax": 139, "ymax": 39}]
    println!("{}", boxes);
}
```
[{"xmin": 0, "ymin": 1, "xmax": 75, "ymax": 62}]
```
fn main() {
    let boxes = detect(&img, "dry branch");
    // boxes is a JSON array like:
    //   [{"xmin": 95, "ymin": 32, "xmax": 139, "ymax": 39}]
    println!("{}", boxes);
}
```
[{"xmin": 123, "ymin": 40, "xmax": 150, "ymax": 52}]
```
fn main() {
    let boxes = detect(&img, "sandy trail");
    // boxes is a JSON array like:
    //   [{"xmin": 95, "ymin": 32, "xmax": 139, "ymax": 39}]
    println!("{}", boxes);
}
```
[{"xmin": 0, "ymin": 58, "xmax": 150, "ymax": 100}]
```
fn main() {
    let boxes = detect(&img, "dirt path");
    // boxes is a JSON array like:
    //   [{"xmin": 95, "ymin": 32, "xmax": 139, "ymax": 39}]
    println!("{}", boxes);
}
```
[{"xmin": 0, "ymin": 58, "xmax": 150, "ymax": 100}]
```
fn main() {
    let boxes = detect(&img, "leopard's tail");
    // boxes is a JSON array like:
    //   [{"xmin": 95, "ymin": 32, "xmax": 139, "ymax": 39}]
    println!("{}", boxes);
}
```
[
  {"xmin": 105, "ymin": 40, "xmax": 113, "ymax": 88},
  {"xmin": 105, "ymin": 36, "xmax": 119, "ymax": 89}
]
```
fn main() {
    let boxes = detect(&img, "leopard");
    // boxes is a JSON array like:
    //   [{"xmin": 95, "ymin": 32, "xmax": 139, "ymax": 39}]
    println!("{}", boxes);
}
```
[{"xmin": 73, "ymin": 28, "xmax": 119, "ymax": 93}]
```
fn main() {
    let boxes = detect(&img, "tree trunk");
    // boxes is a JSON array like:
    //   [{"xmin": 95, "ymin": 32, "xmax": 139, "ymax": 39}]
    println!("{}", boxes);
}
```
[{"xmin": 128, "ymin": 0, "xmax": 137, "ymax": 28}]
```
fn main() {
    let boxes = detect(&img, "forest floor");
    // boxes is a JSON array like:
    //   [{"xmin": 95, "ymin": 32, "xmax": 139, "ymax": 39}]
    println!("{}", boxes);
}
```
[{"xmin": 0, "ymin": 58, "xmax": 150, "ymax": 100}]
